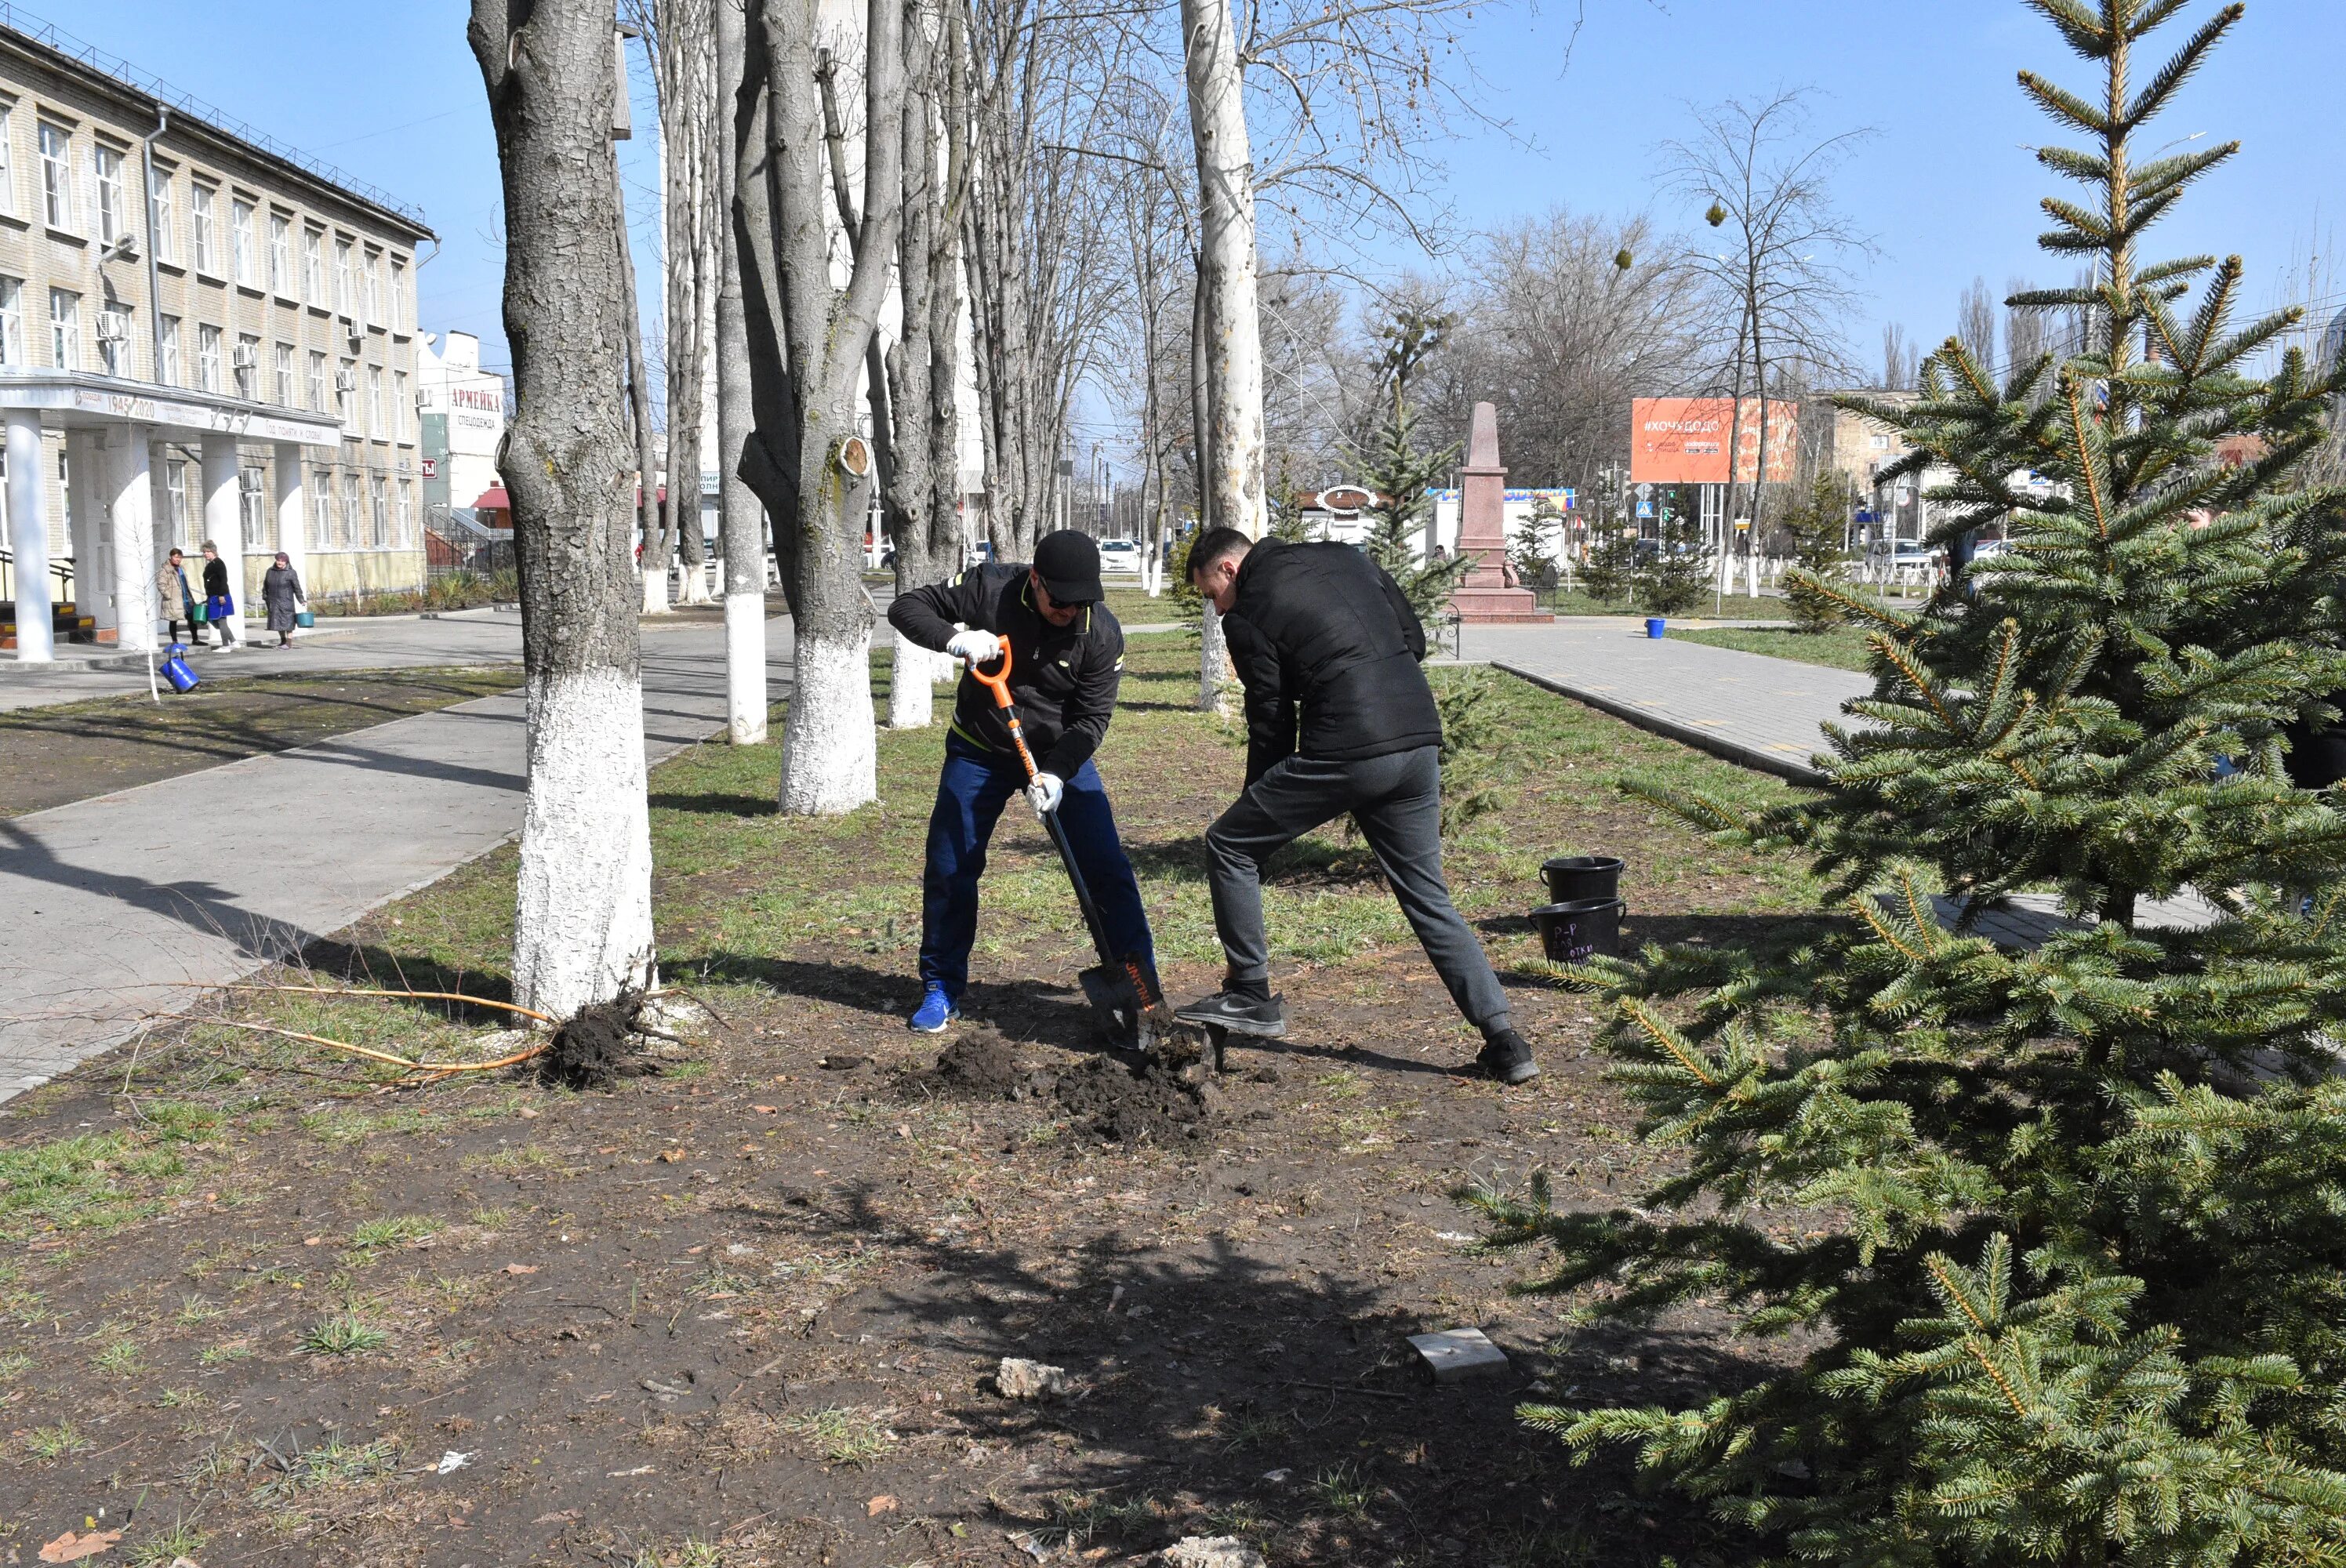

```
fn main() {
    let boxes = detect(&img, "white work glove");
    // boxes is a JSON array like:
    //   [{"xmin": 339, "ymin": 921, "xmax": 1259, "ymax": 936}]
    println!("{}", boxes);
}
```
[
  {"xmin": 1027, "ymin": 771, "xmax": 1064, "ymax": 817},
  {"xmin": 946, "ymin": 629, "xmax": 1002, "ymax": 666}
]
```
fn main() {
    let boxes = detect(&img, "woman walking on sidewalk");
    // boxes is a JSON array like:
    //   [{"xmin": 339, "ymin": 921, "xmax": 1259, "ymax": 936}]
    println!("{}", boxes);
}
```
[
  {"xmin": 262, "ymin": 553, "xmax": 305, "ymax": 649},
  {"xmin": 198, "ymin": 542, "xmax": 238, "ymax": 651},
  {"xmin": 155, "ymin": 548, "xmax": 198, "ymax": 645}
]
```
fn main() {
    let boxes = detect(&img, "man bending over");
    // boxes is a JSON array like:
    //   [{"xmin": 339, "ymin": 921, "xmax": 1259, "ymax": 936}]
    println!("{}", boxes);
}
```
[{"xmin": 1175, "ymin": 527, "xmax": 1538, "ymax": 1083}]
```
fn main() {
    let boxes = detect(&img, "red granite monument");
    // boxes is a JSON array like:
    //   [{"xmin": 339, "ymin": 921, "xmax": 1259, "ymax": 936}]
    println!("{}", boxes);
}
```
[{"xmin": 1448, "ymin": 401, "xmax": 1548, "ymax": 623}]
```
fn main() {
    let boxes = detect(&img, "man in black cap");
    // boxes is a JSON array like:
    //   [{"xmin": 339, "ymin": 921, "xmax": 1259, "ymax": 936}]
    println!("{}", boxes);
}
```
[{"xmin": 886, "ymin": 531, "xmax": 1157, "ymax": 1033}]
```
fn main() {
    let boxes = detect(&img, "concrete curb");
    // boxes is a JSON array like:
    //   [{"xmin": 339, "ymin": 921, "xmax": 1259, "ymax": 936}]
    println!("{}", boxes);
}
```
[{"xmin": 1494, "ymin": 660, "xmax": 1828, "ymax": 786}]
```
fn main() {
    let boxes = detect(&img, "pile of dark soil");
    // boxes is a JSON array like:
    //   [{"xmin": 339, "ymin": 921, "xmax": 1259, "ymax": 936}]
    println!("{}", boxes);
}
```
[
  {"xmin": 538, "ymin": 994, "xmax": 660, "ymax": 1090},
  {"xmin": 1051, "ymin": 1052, "xmax": 1211, "ymax": 1142},
  {"xmin": 908, "ymin": 1025, "xmax": 1058, "ymax": 1102}
]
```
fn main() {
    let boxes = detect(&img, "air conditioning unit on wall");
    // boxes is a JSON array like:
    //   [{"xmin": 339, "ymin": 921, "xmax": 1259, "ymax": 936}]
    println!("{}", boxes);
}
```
[{"xmin": 231, "ymin": 341, "xmax": 257, "ymax": 371}]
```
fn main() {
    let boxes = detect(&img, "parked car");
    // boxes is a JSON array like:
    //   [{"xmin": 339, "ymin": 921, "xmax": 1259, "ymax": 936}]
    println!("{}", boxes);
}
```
[{"xmin": 1097, "ymin": 539, "xmax": 1142, "ymax": 575}]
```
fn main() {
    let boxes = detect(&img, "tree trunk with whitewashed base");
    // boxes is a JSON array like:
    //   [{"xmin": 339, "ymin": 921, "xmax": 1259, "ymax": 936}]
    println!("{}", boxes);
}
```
[
  {"xmin": 735, "ymin": 0, "xmax": 904, "ymax": 814},
  {"xmin": 470, "ymin": 0, "xmax": 656, "ymax": 1017},
  {"xmin": 715, "ymin": 0, "xmax": 767, "ymax": 742},
  {"xmin": 1180, "ymin": 0, "xmax": 1266, "ymax": 543}
]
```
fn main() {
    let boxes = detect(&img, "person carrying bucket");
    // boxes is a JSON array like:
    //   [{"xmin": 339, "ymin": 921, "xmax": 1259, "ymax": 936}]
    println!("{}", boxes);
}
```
[
  {"xmin": 884, "ymin": 532, "xmax": 1158, "ymax": 1035},
  {"xmin": 198, "ymin": 541, "xmax": 238, "ymax": 650},
  {"xmin": 1178, "ymin": 526, "xmax": 1538, "ymax": 1085},
  {"xmin": 155, "ymin": 548, "xmax": 199, "ymax": 645}
]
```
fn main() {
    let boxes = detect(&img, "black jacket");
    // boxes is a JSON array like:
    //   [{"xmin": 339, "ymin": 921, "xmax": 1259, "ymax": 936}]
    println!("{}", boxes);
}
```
[
  {"xmin": 202, "ymin": 557, "xmax": 231, "ymax": 600},
  {"xmin": 1222, "ymin": 539, "xmax": 1440, "ymax": 784},
  {"xmin": 888, "ymin": 562, "xmax": 1124, "ymax": 777}
]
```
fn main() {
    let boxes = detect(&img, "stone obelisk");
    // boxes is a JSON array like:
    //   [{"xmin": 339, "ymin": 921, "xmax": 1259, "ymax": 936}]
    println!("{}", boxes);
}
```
[{"xmin": 1448, "ymin": 401, "xmax": 1546, "ymax": 622}]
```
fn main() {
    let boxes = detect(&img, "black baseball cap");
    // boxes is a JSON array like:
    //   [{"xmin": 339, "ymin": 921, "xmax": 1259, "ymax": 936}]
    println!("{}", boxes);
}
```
[{"xmin": 1033, "ymin": 531, "xmax": 1103, "ymax": 604}]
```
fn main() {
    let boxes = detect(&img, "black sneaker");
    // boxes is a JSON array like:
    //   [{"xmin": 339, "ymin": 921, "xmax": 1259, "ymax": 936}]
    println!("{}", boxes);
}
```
[
  {"xmin": 1474, "ymin": 1029, "xmax": 1539, "ymax": 1085},
  {"xmin": 1174, "ymin": 990, "xmax": 1288, "ymax": 1037}
]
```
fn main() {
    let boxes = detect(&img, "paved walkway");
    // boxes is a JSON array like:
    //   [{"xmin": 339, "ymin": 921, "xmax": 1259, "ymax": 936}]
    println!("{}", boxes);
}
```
[
  {"xmin": 0, "ymin": 610, "xmax": 532, "ymax": 713},
  {"xmin": 0, "ymin": 614, "xmax": 793, "ymax": 1103},
  {"xmin": 1461, "ymin": 617, "xmax": 1866, "ymax": 782}
]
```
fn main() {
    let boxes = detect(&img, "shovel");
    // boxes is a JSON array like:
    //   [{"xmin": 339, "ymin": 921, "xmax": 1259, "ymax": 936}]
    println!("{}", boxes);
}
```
[{"xmin": 964, "ymin": 641, "xmax": 1189, "ymax": 1057}]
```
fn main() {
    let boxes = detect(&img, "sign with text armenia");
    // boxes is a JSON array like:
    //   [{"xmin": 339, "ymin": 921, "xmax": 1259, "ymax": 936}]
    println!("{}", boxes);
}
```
[{"xmin": 1630, "ymin": 397, "xmax": 1799, "ymax": 485}]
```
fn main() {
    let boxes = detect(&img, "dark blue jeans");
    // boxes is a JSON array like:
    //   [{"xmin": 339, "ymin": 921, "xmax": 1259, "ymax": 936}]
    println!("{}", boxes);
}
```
[{"xmin": 920, "ymin": 734, "xmax": 1156, "ymax": 1001}]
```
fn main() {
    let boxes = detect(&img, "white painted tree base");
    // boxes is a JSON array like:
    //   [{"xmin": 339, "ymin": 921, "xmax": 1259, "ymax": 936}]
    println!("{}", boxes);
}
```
[
  {"xmin": 725, "ymin": 590, "xmax": 768, "ymax": 744},
  {"xmin": 780, "ymin": 628, "xmax": 877, "ymax": 815},
  {"xmin": 677, "ymin": 564, "xmax": 713, "ymax": 605},
  {"xmin": 888, "ymin": 627, "xmax": 934, "ymax": 729},
  {"xmin": 642, "ymin": 566, "xmax": 671, "ymax": 615},
  {"xmin": 514, "ymin": 666, "xmax": 657, "ymax": 1018}
]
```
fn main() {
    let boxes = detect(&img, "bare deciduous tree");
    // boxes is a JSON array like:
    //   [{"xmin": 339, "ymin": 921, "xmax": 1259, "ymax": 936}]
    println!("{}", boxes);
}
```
[
  {"xmin": 468, "ymin": 0, "xmax": 656, "ymax": 1015},
  {"xmin": 735, "ymin": 0, "xmax": 905, "ymax": 814},
  {"xmin": 714, "ymin": 0, "xmax": 768, "ymax": 742}
]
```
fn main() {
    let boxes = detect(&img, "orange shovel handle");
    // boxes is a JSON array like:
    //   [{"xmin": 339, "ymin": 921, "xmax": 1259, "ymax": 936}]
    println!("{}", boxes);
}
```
[{"xmin": 964, "ymin": 641, "xmax": 1042, "ymax": 782}]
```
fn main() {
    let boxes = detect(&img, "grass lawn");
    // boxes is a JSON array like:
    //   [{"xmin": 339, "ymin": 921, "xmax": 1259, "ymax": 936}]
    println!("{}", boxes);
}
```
[
  {"xmin": 0, "ymin": 633, "xmax": 1826, "ymax": 1567},
  {"xmin": 0, "ymin": 666, "xmax": 528, "ymax": 816},
  {"xmin": 1669, "ymin": 624, "xmax": 1880, "ymax": 673},
  {"xmin": 1537, "ymin": 588, "xmax": 1788, "ymax": 621}
]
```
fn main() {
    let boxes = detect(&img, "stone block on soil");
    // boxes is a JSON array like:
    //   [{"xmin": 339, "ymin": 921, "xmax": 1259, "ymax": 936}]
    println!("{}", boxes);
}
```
[
  {"xmin": 1408, "ymin": 1327, "xmax": 1511, "ymax": 1382},
  {"xmin": 1161, "ymin": 1537, "xmax": 1268, "ymax": 1568},
  {"xmin": 994, "ymin": 1356, "xmax": 1073, "ymax": 1399}
]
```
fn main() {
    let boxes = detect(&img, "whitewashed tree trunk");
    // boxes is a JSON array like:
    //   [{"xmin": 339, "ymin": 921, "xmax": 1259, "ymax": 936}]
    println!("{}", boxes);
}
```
[
  {"xmin": 1180, "ymin": 0, "xmax": 1266, "ymax": 542},
  {"xmin": 889, "ymin": 626, "xmax": 934, "ymax": 728},
  {"xmin": 1200, "ymin": 599, "xmax": 1233, "ymax": 716},
  {"xmin": 781, "ymin": 624, "xmax": 877, "ymax": 812},
  {"xmin": 642, "ymin": 565, "xmax": 671, "ymax": 614},
  {"xmin": 715, "ymin": 0, "xmax": 767, "ymax": 743},
  {"xmin": 470, "ymin": 0, "xmax": 656, "ymax": 1018}
]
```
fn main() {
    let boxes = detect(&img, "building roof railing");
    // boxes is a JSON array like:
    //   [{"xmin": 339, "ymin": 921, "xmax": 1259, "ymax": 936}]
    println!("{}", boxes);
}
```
[{"xmin": 0, "ymin": 1, "xmax": 431, "ymax": 236}]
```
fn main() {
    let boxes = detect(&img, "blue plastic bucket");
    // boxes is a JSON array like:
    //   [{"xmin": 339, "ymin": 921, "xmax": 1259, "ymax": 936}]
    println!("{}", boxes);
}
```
[
  {"xmin": 162, "ymin": 647, "xmax": 199, "ymax": 692},
  {"xmin": 295, "ymin": 609, "xmax": 315, "ymax": 629},
  {"xmin": 1644, "ymin": 617, "xmax": 1666, "ymax": 638}
]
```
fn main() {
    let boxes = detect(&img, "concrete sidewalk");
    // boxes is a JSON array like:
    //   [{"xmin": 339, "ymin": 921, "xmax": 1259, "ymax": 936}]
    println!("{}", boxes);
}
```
[
  {"xmin": 0, "ymin": 608, "xmax": 532, "ymax": 713},
  {"xmin": 0, "ymin": 617, "xmax": 793, "ymax": 1103},
  {"xmin": 1462, "ymin": 617, "xmax": 1868, "ymax": 783}
]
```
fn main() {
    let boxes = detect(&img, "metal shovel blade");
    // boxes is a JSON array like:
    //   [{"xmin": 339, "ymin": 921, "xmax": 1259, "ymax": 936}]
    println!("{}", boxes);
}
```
[{"xmin": 1078, "ymin": 964, "xmax": 1149, "ymax": 1050}]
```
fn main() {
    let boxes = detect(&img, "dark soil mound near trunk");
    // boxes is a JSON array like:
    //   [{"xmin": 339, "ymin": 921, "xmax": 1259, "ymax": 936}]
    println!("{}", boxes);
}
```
[
  {"xmin": 539, "ymin": 994, "xmax": 659, "ymax": 1090},
  {"xmin": 909, "ymin": 1026, "xmax": 1056, "ymax": 1102}
]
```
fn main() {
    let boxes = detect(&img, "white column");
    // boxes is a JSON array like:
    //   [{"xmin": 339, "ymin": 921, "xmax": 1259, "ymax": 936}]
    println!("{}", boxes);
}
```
[
  {"xmin": 107, "ymin": 426, "xmax": 158, "ymax": 655},
  {"xmin": 274, "ymin": 444, "xmax": 307, "ymax": 594},
  {"xmin": 65, "ymin": 430, "xmax": 111, "ymax": 640},
  {"xmin": 200, "ymin": 434, "xmax": 246, "ymax": 644},
  {"xmin": 6, "ymin": 410, "xmax": 52, "ymax": 662}
]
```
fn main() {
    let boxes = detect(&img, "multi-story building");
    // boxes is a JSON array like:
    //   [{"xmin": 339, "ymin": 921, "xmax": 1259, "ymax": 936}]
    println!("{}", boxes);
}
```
[
  {"xmin": 0, "ymin": 16, "xmax": 434, "ymax": 660},
  {"xmin": 416, "ymin": 328, "xmax": 506, "ymax": 531}
]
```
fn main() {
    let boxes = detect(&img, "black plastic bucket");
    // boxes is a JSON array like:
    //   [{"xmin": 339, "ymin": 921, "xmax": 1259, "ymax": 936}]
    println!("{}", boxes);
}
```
[
  {"xmin": 1541, "ymin": 855, "xmax": 1625, "ymax": 906},
  {"xmin": 1533, "ymin": 898, "xmax": 1622, "ymax": 964}
]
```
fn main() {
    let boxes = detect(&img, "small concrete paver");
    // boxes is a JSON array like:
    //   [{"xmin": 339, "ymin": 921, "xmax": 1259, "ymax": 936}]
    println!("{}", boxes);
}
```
[
  {"xmin": 0, "ymin": 614, "xmax": 793, "ymax": 1103},
  {"xmin": 1460, "ymin": 616, "xmax": 1868, "ymax": 782}
]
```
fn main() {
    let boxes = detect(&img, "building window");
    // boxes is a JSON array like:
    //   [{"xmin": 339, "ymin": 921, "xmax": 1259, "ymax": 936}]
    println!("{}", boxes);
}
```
[
  {"xmin": 0, "ymin": 278, "xmax": 20, "ymax": 367},
  {"xmin": 48, "ymin": 289, "xmax": 78, "ymax": 369},
  {"xmin": 307, "ymin": 350, "xmax": 326, "ymax": 411},
  {"xmin": 274, "ymin": 342, "xmax": 294, "ymax": 406},
  {"xmin": 268, "ymin": 212, "xmax": 291, "ymax": 294},
  {"xmin": 239, "ymin": 465, "xmax": 267, "ymax": 549},
  {"xmin": 369, "ymin": 474, "xmax": 388, "ymax": 549},
  {"xmin": 393, "ymin": 370, "xmax": 410, "ymax": 443},
  {"xmin": 311, "ymin": 470, "xmax": 334, "ymax": 551},
  {"xmin": 197, "ymin": 323, "xmax": 221, "ymax": 392},
  {"xmin": 336, "ymin": 358, "xmax": 354, "ymax": 421},
  {"xmin": 231, "ymin": 199, "xmax": 256, "ymax": 285},
  {"xmin": 95, "ymin": 144, "xmax": 127, "ymax": 243},
  {"xmin": 303, "ymin": 225, "xmax": 323, "ymax": 303},
  {"xmin": 38, "ymin": 121, "xmax": 70, "ymax": 229},
  {"xmin": 0, "ymin": 103, "xmax": 14, "ymax": 216},
  {"xmin": 389, "ymin": 257, "xmax": 406, "ymax": 333},
  {"xmin": 98, "ymin": 305, "xmax": 128, "ymax": 376},
  {"xmin": 159, "ymin": 315, "xmax": 180, "ymax": 384},
  {"xmin": 368, "ymin": 365, "xmax": 385, "ymax": 433},
  {"xmin": 397, "ymin": 479, "xmax": 413, "ymax": 547},
  {"xmin": 334, "ymin": 237, "xmax": 353, "ymax": 317},
  {"xmin": 362, "ymin": 250, "xmax": 381, "ymax": 328},
  {"xmin": 148, "ymin": 164, "xmax": 176, "ymax": 263},
  {"xmin": 342, "ymin": 473, "xmax": 361, "ymax": 550},
  {"xmin": 192, "ymin": 183, "xmax": 217, "ymax": 274},
  {"xmin": 166, "ymin": 460, "xmax": 191, "ymax": 546}
]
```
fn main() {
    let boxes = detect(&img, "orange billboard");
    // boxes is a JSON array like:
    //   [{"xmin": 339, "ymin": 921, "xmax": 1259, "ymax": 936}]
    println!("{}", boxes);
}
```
[{"xmin": 1631, "ymin": 397, "xmax": 1799, "ymax": 485}]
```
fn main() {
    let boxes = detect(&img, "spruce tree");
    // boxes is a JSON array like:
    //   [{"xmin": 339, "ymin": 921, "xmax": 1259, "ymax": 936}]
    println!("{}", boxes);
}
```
[
  {"xmin": 1356, "ymin": 311, "xmax": 1473, "ymax": 622},
  {"xmin": 1582, "ymin": 523, "xmax": 1640, "ymax": 606},
  {"xmin": 1637, "ymin": 503, "xmax": 1712, "ymax": 615},
  {"xmin": 1781, "ymin": 470, "xmax": 1853, "ymax": 633},
  {"xmin": 1479, "ymin": 3, "xmax": 2346, "ymax": 1562}
]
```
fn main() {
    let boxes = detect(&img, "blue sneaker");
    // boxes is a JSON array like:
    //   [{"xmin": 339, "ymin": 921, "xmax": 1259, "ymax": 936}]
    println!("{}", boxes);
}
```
[{"xmin": 908, "ymin": 984, "xmax": 958, "ymax": 1033}]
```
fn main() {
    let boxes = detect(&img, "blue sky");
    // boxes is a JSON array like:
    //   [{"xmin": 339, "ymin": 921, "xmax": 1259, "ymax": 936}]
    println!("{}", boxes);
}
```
[{"xmin": 53, "ymin": 0, "xmax": 2346, "ymax": 397}]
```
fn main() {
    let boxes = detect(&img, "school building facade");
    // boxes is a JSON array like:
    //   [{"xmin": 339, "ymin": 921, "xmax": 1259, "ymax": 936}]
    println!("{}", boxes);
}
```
[{"xmin": 0, "ymin": 16, "xmax": 434, "ymax": 659}]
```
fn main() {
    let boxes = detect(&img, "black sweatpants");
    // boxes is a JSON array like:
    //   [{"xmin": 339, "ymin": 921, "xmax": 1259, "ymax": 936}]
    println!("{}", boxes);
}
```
[{"xmin": 1205, "ymin": 744, "xmax": 1513, "ymax": 1034}]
